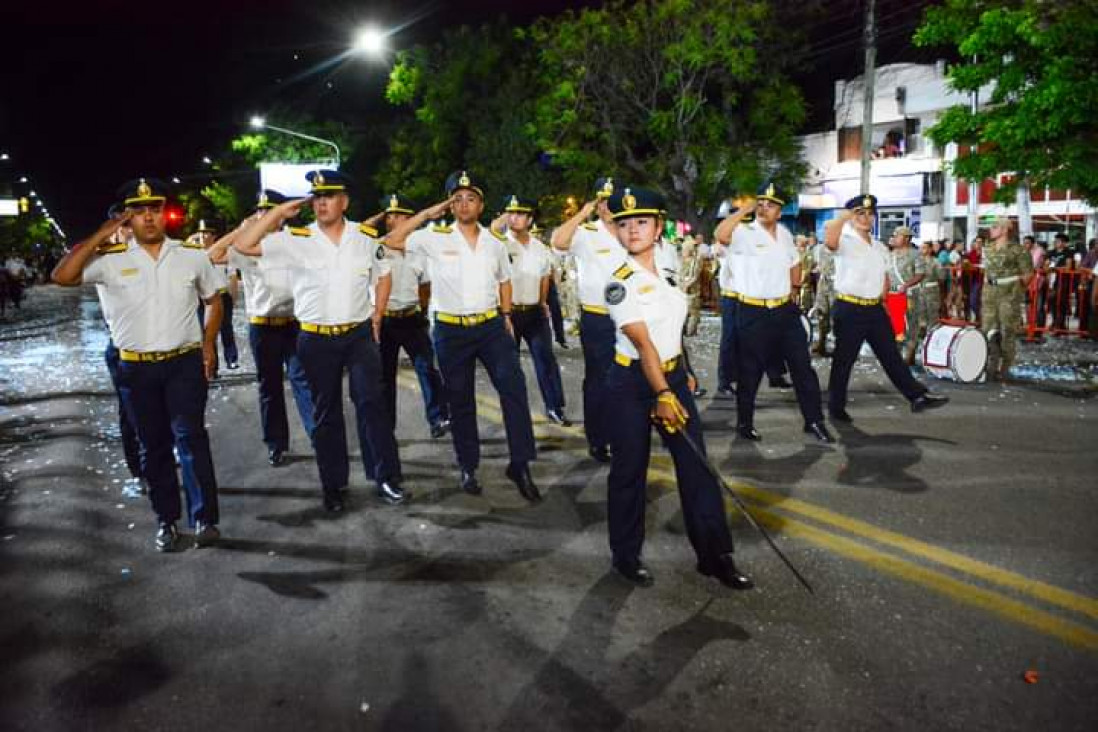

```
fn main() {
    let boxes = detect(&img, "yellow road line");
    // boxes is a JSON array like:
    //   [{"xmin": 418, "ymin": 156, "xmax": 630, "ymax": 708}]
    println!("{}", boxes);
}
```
[{"xmin": 400, "ymin": 373, "xmax": 1098, "ymax": 645}]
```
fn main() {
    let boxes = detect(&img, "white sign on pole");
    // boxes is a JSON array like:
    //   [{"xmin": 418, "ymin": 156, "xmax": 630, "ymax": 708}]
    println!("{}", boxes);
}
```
[
  {"xmin": 258, "ymin": 163, "xmax": 334, "ymax": 198},
  {"xmin": 0, "ymin": 198, "xmax": 19, "ymax": 217}
]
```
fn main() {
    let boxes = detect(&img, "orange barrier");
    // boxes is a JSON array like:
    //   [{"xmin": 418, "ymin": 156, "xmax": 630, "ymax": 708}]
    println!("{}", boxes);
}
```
[{"xmin": 1025, "ymin": 267, "xmax": 1094, "ymax": 340}]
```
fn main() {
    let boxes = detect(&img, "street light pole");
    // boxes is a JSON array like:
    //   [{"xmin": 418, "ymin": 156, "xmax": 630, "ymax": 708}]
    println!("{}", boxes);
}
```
[{"xmin": 251, "ymin": 118, "xmax": 341, "ymax": 168}]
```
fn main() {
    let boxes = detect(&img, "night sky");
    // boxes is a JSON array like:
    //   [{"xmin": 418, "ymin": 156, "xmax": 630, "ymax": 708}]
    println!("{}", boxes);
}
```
[{"xmin": 0, "ymin": 0, "xmax": 935, "ymax": 238}]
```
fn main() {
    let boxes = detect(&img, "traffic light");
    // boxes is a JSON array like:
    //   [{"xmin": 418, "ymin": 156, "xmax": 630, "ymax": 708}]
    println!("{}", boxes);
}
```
[
  {"xmin": 164, "ymin": 204, "xmax": 186, "ymax": 234},
  {"xmin": 18, "ymin": 197, "xmax": 28, "ymax": 214}
]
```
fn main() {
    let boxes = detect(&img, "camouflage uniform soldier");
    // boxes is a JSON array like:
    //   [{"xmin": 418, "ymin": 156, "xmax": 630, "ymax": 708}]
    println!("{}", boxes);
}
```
[
  {"xmin": 911, "ymin": 241, "xmax": 943, "ymax": 360},
  {"xmin": 812, "ymin": 242, "xmax": 836, "ymax": 355},
  {"xmin": 980, "ymin": 215, "xmax": 1034, "ymax": 381},
  {"xmin": 679, "ymin": 235, "xmax": 704, "ymax": 336},
  {"xmin": 795, "ymin": 235, "xmax": 816, "ymax": 311},
  {"xmin": 887, "ymin": 227, "xmax": 925, "ymax": 363}
]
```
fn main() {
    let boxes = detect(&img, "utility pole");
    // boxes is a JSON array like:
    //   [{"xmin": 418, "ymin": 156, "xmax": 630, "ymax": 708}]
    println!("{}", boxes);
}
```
[{"xmin": 859, "ymin": 0, "xmax": 876, "ymax": 195}]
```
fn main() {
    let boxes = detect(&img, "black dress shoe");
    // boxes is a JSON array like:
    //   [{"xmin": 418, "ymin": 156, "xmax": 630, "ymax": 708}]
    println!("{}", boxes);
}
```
[
  {"xmin": 506, "ymin": 463, "xmax": 542, "ymax": 503},
  {"xmin": 737, "ymin": 424, "xmax": 761, "ymax": 441},
  {"xmin": 692, "ymin": 386, "xmax": 708, "ymax": 398},
  {"xmin": 460, "ymin": 469, "xmax": 481, "ymax": 495},
  {"xmin": 194, "ymin": 521, "xmax": 220, "ymax": 548},
  {"xmin": 323, "ymin": 493, "xmax": 344, "ymax": 513},
  {"xmin": 546, "ymin": 409, "xmax": 572, "ymax": 427},
  {"xmin": 227, "ymin": 360, "xmax": 240, "ymax": 370},
  {"xmin": 911, "ymin": 392, "xmax": 950, "ymax": 413},
  {"xmin": 829, "ymin": 407, "xmax": 853, "ymax": 423},
  {"xmin": 804, "ymin": 421, "xmax": 835, "ymax": 443},
  {"xmin": 716, "ymin": 385, "xmax": 737, "ymax": 398},
  {"xmin": 378, "ymin": 481, "xmax": 407, "ymax": 505},
  {"xmin": 556, "ymin": 340, "xmax": 569, "ymax": 349},
  {"xmin": 769, "ymin": 376, "xmax": 793, "ymax": 389},
  {"xmin": 268, "ymin": 447, "xmax": 285, "ymax": 467},
  {"xmin": 155, "ymin": 522, "xmax": 179, "ymax": 553},
  {"xmin": 697, "ymin": 553, "xmax": 754, "ymax": 590},
  {"xmin": 429, "ymin": 418, "xmax": 451, "ymax": 439},
  {"xmin": 613, "ymin": 559, "xmax": 654, "ymax": 587},
  {"xmin": 588, "ymin": 445, "xmax": 611, "ymax": 463}
]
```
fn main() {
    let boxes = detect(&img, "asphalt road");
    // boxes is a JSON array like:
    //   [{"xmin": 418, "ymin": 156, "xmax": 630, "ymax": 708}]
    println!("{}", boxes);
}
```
[{"xmin": 1, "ymin": 286, "xmax": 1096, "ymax": 731}]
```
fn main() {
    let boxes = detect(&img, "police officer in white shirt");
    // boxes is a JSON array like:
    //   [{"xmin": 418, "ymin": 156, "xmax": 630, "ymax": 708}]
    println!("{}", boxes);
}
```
[
  {"xmin": 232, "ymin": 170, "xmax": 405, "ymax": 513},
  {"xmin": 52, "ymin": 178, "xmax": 225, "ymax": 552},
  {"xmin": 602, "ymin": 186, "xmax": 752, "ymax": 590},
  {"xmin": 491, "ymin": 194, "xmax": 569, "ymax": 425},
  {"xmin": 550, "ymin": 177, "xmax": 628, "ymax": 462},
  {"xmin": 207, "ymin": 190, "xmax": 316, "ymax": 467},
  {"xmin": 824, "ymin": 195, "xmax": 949, "ymax": 421},
  {"xmin": 715, "ymin": 183, "xmax": 832, "ymax": 443},
  {"xmin": 375, "ymin": 193, "xmax": 450, "ymax": 438},
  {"xmin": 385, "ymin": 171, "xmax": 540, "ymax": 502},
  {"xmin": 196, "ymin": 219, "xmax": 240, "ymax": 369}
]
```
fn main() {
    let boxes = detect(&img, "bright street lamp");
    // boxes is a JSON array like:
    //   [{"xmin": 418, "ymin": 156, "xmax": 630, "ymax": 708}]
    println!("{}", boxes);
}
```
[
  {"xmin": 353, "ymin": 26, "xmax": 387, "ymax": 57},
  {"xmin": 249, "ymin": 116, "xmax": 341, "ymax": 167},
  {"xmin": 0, "ymin": 153, "xmax": 9, "ymax": 161}
]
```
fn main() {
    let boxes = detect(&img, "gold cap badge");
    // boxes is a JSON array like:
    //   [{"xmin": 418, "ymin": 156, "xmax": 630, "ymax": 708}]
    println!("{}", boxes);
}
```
[
  {"xmin": 863, "ymin": 196, "xmax": 873, "ymax": 209},
  {"xmin": 602, "ymin": 178, "xmax": 614, "ymax": 196},
  {"xmin": 622, "ymin": 189, "xmax": 637, "ymax": 211},
  {"xmin": 459, "ymin": 171, "xmax": 470, "ymax": 187},
  {"xmin": 766, "ymin": 183, "xmax": 776, "ymax": 198},
  {"xmin": 137, "ymin": 179, "xmax": 152, "ymax": 199},
  {"xmin": 314, "ymin": 171, "xmax": 326, "ymax": 187},
  {"xmin": 389, "ymin": 194, "xmax": 399, "ymax": 209},
  {"xmin": 258, "ymin": 192, "xmax": 269, "ymax": 207}
]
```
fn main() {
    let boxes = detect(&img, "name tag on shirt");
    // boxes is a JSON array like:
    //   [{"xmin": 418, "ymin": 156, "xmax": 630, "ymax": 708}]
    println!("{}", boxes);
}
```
[
  {"xmin": 638, "ymin": 284, "xmax": 655, "ymax": 294},
  {"xmin": 595, "ymin": 248, "xmax": 611, "ymax": 255},
  {"xmin": 120, "ymin": 268, "xmax": 139, "ymax": 277}
]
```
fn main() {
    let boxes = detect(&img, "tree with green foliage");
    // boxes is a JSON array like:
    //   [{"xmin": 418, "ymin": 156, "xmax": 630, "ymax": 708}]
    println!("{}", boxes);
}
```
[
  {"xmin": 526, "ymin": 0, "xmax": 808, "ymax": 229},
  {"xmin": 381, "ymin": 22, "xmax": 568, "ymax": 217},
  {"xmin": 915, "ymin": 0, "xmax": 1098, "ymax": 203}
]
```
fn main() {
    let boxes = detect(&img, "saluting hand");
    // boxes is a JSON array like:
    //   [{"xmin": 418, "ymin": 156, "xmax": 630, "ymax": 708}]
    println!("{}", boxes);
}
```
[
  {"xmin": 97, "ymin": 211, "xmax": 133, "ymax": 240},
  {"xmin": 424, "ymin": 197, "xmax": 455, "ymax": 220},
  {"xmin": 275, "ymin": 197, "xmax": 310, "ymax": 219},
  {"xmin": 579, "ymin": 200, "xmax": 597, "ymax": 219}
]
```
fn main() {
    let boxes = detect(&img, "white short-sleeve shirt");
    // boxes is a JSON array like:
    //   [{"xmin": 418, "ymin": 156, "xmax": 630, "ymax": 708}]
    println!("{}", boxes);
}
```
[
  {"xmin": 380, "ymin": 244, "xmax": 429, "ymax": 311},
  {"xmin": 228, "ymin": 245, "xmax": 295, "ymax": 318},
  {"xmin": 654, "ymin": 238, "xmax": 681, "ymax": 285},
  {"xmin": 84, "ymin": 239, "xmax": 226, "ymax": 352},
  {"xmin": 569, "ymin": 219, "xmax": 629, "ymax": 308},
  {"xmin": 406, "ymin": 223, "xmax": 511, "ymax": 315},
  {"xmin": 728, "ymin": 221, "xmax": 798, "ymax": 299},
  {"xmin": 834, "ymin": 223, "xmax": 890, "ymax": 299},
  {"xmin": 505, "ymin": 232, "xmax": 552, "ymax": 306},
  {"xmin": 261, "ymin": 220, "xmax": 390, "ymax": 325},
  {"xmin": 606, "ymin": 257, "xmax": 688, "ymax": 363}
]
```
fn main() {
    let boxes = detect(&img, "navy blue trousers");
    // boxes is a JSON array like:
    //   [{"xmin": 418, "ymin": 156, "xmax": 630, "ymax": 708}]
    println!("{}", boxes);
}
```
[
  {"xmin": 606, "ymin": 362, "xmax": 735, "ymax": 564},
  {"xmin": 828, "ymin": 300, "xmax": 927, "ymax": 411},
  {"xmin": 736, "ymin": 301, "xmax": 824, "ymax": 427},
  {"xmin": 512, "ymin": 308, "xmax": 566, "ymax": 414},
  {"xmin": 116, "ymin": 350, "xmax": 219, "ymax": 527},
  {"xmin": 433, "ymin": 316, "xmax": 536, "ymax": 471},
  {"xmin": 379, "ymin": 313, "xmax": 448, "ymax": 430},
  {"xmin": 717, "ymin": 295, "xmax": 739, "ymax": 389},
  {"xmin": 297, "ymin": 324, "xmax": 402, "ymax": 496},
  {"xmin": 104, "ymin": 341, "xmax": 143, "ymax": 479},
  {"xmin": 247, "ymin": 322, "xmax": 315, "ymax": 452},
  {"xmin": 579, "ymin": 310, "xmax": 616, "ymax": 451},
  {"xmin": 197, "ymin": 292, "xmax": 239, "ymax": 365},
  {"xmin": 546, "ymin": 282, "xmax": 567, "ymax": 345}
]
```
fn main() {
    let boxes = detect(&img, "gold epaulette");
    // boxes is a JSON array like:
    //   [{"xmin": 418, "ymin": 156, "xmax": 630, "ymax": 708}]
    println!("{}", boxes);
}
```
[
  {"xmin": 181, "ymin": 240, "xmax": 204, "ymax": 250},
  {"xmin": 359, "ymin": 223, "xmax": 379, "ymax": 237},
  {"xmin": 288, "ymin": 226, "xmax": 311, "ymax": 237},
  {"xmin": 430, "ymin": 224, "xmax": 453, "ymax": 234},
  {"xmin": 488, "ymin": 227, "xmax": 507, "ymax": 242},
  {"xmin": 612, "ymin": 263, "xmax": 635, "ymax": 280},
  {"xmin": 581, "ymin": 222, "xmax": 598, "ymax": 231},
  {"xmin": 95, "ymin": 242, "xmax": 128, "ymax": 255}
]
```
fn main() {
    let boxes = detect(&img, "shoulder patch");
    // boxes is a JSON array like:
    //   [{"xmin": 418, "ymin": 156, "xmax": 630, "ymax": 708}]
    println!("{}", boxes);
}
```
[
  {"xmin": 488, "ymin": 228, "xmax": 507, "ymax": 242},
  {"xmin": 581, "ymin": 223, "xmax": 598, "ymax": 231},
  {"xmin": 612, "ymin": 263, "xmax": 635, "ymax": 280},
  {"xmin": 95, "ymin": 242, "xmax": 128, "ymax": 255},
  {"xmin": 289, "ymin": 226, "xmax": 311, "ymax": 237},
  {"xmin": 604, "ymin": 281, "xmax": 627, "ymax": 306},
  {"xmin": 375, "ymin": 244, "xmax": 386, "ymax": 261},
  {"xmin": 359, "ymin": 223, "xmax": 379, "ymax": 238},
  {"xmin": 430, "ymin": 224, "xmax": 453, "ymax": 234}
]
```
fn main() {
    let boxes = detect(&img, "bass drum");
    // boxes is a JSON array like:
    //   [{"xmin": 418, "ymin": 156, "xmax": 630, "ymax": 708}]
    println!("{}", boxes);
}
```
[{"xmin": 921, "ymin": 323, "xmax": 987, "ymax": 383}]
